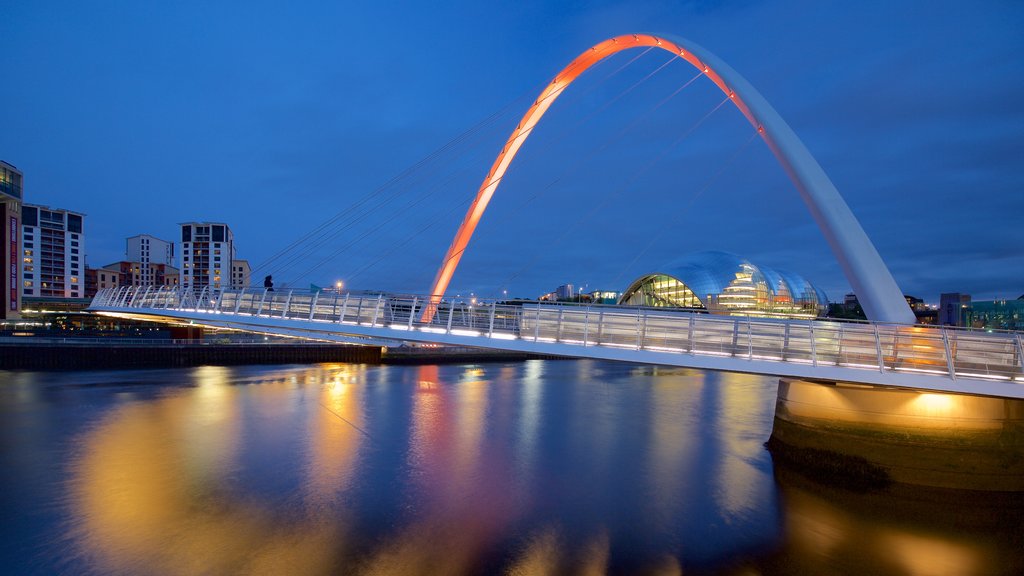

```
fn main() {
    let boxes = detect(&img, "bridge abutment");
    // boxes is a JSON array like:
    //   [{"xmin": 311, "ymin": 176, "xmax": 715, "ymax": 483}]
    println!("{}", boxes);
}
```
[{"xmin": 768, "ymin": 379, "xmax": 1024, "ymax": 492}]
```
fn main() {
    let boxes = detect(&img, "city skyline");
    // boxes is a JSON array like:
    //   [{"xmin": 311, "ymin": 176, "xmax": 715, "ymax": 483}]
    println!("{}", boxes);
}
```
[{"xmin": 1, "ymin": 1, "xmax": 1021, "ymax": 301}]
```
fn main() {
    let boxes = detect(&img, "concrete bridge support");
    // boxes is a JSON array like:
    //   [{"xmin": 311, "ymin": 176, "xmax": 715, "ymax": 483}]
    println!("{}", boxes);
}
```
[{"xmin": 769, "ymin": 379, "xmax": 1024, "ymax": 491}]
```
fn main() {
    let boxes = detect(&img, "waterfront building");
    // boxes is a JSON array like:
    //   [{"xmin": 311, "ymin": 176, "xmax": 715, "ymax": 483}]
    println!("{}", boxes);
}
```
[
  {"xmin": 964, "ymin": 298, "xmax": 1024, "ymax": 332},
  {"xmin": 939, "ymin": 292, "xmax": 971, "ymax": 326},
  {"xmin": 231, "ymin": 259, "xmax": 250, "ymax": 289},
  {"xmin": 180, "ymin": 222, "xmax": 234, "ymax": 296},
  {"xmin": 126, "ymin": 234, "xmax": 175, "ymax": 286},
  {"xmin": 589, "ymin": 290, "xmax": 620, "ymax": 304},
  {"xmin": 20, "ymin": 203, "xmax": 85, "ymax": 301},
  {"xmin": 618, "ymin": 251, "xmax": 828, "ymax": 319},
  {"xmin": 101, "ymin": 260, "xmax": 179, "ymax": 290},
  {"xmin": 0, "ymin": 161, "xmax": 22, "ymax": 319},
  {"xmin": 84, "ymin": 265, "xmax": 121, "ymax": 297}
]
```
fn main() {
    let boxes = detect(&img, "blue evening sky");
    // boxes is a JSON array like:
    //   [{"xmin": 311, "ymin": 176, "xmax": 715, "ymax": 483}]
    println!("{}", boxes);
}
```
[{"xmin": 1, "ymin": 1, "xmax": 1021, "ymax": 302}]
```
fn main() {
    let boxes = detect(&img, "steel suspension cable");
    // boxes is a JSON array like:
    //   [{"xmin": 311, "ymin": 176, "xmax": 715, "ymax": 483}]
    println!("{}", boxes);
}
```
[
  {"xmin": 608, "ymin": 129, "xmax": 761, "ymax": 290},
  {"xmin": 255, "ymin": 52, "xmax": 638, "ymax": 285},
  {"xmin": 497, "ymin": 94, "xmax": 732, "ymax": 294},
  {"xmin": 274, "ymin": 51, "xmax": 646, "ymax": 287}
]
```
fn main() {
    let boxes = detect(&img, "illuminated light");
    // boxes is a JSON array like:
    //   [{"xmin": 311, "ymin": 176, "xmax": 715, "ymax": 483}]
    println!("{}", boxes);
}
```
[
  {"xmin": 450, "ymin": 329, "xmax": 481, "ymax": 337},
  {"xmin": 645, "ymin": 345, "xmax": 686, "ymax": 353},
  {"xmin": 421, "ymin": 327, "xmax": 448, "ymax": 334},
  {"xmin": 893, "ymin": 367, "xmax": 950, "ymax": 376},
  {"xmin": 488, "ymin": 332, "xmax": 517, "ymax": 340},
  {"xmin": 729, "ymin": 92, "xmax": 735, "ymax": 98},
  {"xmin": 534, "ymin": 337, "xmax": 557, "ymax": 343},
  {"xmin": 703, "ymin": 66, "xmax": 709, "ymax": 73},
  {"xmin": 957, "ymin": 372, "xmax": 1011, "ymax": 381},
  {"xmin": 388, "ymin": 325, "xmax": 410, "ymax": 331}
]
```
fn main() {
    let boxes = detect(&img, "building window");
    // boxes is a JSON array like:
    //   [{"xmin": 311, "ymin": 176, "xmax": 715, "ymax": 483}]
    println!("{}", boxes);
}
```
[{"xmin": 71, "ymin": 241, "xmax": 79, "ymax": 247}]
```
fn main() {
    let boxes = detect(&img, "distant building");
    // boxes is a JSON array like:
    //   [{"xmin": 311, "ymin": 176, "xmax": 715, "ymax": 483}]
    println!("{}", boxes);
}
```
[
  {"xmin": 619, "ymin": 251, "xmax": 828, "ymax": 319},
  {"xmin": 102, "ymin": 260, "xmax": 179, "ymax": 290},
  {"xmin": 0, "ymin": 160, "xmax": 22, "ymax": 319},
  {"xmin": 938, "ymin": 293, "xmax": 971, "ymax": 327},
  {"xmin": 180, "ymin": 222, "xmax": 234, "ymax": 296},
  {"xmin": 85, "ymin": 265, "xmax": 122, "ymax": 297},
  {"xmin": 21, "ymin": 203, "xmax": 85, "ymax": 300},
  {"xmin": 231, "ymin": 259, "xmax": 250, "ymax": 289},
  {"xmin": 555, "ymin": 284, "xmax": 575, "ymax": 300},
  {"xmin": 126, "ymin": 234, "xmax": 175, "ymax": 286},
  {"xmin": 964, "ymin": 298, "xmax": 1024, "ymax": 332},
  {"xmin": 589, "ymin": 290, "xmax": 619, "ymax": 304}
]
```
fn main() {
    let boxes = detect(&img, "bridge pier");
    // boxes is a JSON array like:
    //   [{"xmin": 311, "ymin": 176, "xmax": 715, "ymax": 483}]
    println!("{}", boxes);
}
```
[{"xmin": 768, "ymin": 379, "xmax": 1024, "ymax": 492}]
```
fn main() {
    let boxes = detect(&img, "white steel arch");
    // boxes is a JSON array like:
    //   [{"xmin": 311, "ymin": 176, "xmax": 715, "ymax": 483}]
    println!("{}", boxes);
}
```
[{"xmin": 426, "ymin": 33, "xmax": 914, "ymax": 325}]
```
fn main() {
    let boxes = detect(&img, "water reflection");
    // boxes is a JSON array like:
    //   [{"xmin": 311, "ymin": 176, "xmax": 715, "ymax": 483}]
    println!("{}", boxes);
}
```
[{"xmin": 0, "ymin": 360, "xmax": 1014, "ymax": 574}]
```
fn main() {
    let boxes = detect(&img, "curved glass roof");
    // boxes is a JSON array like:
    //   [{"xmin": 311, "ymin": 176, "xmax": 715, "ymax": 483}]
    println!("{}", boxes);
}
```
[{"xmin": 619, "ymin": 251, "xmax": 829, "ymax": 318}]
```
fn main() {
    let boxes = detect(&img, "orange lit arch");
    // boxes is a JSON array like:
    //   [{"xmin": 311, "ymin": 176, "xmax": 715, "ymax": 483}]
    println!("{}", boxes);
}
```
[{"xmin": 425, "ymin": 34, "xmax": 913, "ymax": 325}]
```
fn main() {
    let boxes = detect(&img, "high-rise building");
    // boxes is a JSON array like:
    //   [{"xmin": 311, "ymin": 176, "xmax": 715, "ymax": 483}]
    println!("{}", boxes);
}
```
[
  {"xmin": 939, "ymin": 293, "xmax": 971, "ymax": 326},
  {"xmin": 126, "ymin": 234, "xmax": 175, "ymax": 286},
  {"xmin": 21, "ymin": 203, "xmax": 85, "ymax": 300},
  {"xmin": 231, "ymin": 259, "xmax": 250, "ymax": 289},
  {"xmin": 180, "ymin": 222, "xmax": 234, "ymax": 296},
  {"xmin": 0, "ymin": 161, "xmax": 22, "ymax": 319}
]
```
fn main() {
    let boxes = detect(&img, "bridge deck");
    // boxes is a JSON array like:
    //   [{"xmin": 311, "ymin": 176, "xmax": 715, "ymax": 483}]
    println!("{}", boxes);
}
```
[{"xmin": 89, "ymin": 286, "xmax": 1024, "ymax": 399}]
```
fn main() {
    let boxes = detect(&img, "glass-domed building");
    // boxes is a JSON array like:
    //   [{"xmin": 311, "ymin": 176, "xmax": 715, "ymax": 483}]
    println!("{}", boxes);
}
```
[{"xmin": 618, "ymin": 251, "xmax": 828, "ymax": 319}]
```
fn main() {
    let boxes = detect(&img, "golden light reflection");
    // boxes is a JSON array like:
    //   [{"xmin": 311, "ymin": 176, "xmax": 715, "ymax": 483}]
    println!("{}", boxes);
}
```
[
  {"xmin": 303, "ymin": 364, "xmax": 365, "ymax": 508},
  {"xmin": 775, "ymin": 471, "xmax": 1000, "ymax": 576},
  {"xmin": 715, "ymin": 373, "xmax": 774, "ymax": 518},
  {"xmin": 645, "ymin": 369, "xmax": 702, "ymax": 527},
  {"xmin": 67, "ymin": 367, "xmax": 353, "ymax": 575}
]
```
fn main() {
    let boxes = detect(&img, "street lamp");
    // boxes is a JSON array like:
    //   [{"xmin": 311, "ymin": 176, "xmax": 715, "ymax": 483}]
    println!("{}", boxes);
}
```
[{"xmin": 335, "ymin": 280, "xmax": 344, "ymax": 292}]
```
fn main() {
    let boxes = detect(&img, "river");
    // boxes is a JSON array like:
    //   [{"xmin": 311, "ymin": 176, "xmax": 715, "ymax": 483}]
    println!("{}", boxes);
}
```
[{"xmin": 1, "ymin": 360, "xmax": 1021, "ymax": 574}]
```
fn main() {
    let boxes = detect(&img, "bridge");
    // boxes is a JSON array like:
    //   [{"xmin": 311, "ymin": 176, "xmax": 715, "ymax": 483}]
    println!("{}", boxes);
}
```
[
  {"xmin": 87, "ymin": 33, "xmax": 1024, "ymax": 401},
  {"xmin": 89, "ymin": 285, "xmax": 1024, "ymax": 399}
]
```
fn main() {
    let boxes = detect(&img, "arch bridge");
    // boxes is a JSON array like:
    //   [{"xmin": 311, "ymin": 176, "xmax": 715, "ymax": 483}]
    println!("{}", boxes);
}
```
[{"xmin": 90, "ymin": 286, "xmax": 1024, "ymax": 400}]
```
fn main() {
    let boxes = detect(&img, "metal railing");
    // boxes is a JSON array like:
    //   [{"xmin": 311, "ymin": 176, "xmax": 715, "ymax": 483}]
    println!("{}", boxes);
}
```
[{"xmin": 91, "ymin": 286, "xmax": 1024, "ymax": 384}]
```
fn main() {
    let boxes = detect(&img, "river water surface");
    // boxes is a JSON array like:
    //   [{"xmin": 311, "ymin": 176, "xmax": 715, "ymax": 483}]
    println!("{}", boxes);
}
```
[{"xmin": 1, "ymin": 360, "xmax": 1022, "ymax": 574}]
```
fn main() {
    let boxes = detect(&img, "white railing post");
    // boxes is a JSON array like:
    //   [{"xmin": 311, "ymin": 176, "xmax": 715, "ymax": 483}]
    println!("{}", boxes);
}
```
[
  {"xmin": 941, "ymin": 329, "xmax": 955, "ymax": 378},
  {"xmin": 371, "ymin": 294, "xmax": 383, "ymax": 326},
  {"xmin": 534, "ymin": 306, "xmax": 541, "ymax": 342},
  {"xmin": 256, "ymin": 289, "xmax": 268, "ymax": 316},
  {"xmin": 636, "ymin": 308, "xmax": 643, "ymax": 350},
  {"xmin": 214, "ymin": 289, "xmax": 225, "ymax": 312},
  {"xmin": 354, "ymin": 296, "xmax": 364, "ymax": 323},
  {"xmin": 837, "ymin": 323, "xmax": 845, "ymax": 364},
  {"xmin": 747, "ymin": 316, "xmax": 753, "ymax": 360},
  {"xmin": 809, "ymin": 321, "xmax": 817, "ymax": 367},
  {"xmin": 1015, "ymin": 334, "xmax": 1024, "ymax": 374},
  {"xmin": 339, "ymin": 293, "xmax": 350, "ymax": 323},
  {"xmin": 874, "ymin": 324, "xmax": 884, "ymax": 373},
  {"xmin": 488, "ymin": 302, "xmax": 496, "ymax": 337},
  {"xmin": 408, "ymin": 297, "xmax": 418, "ymax": 329},
  {"xmin": 234, "ymin": 288, "xmax": 246, "ymax": 314},
  {"xmin": 582, "ymin": 307, "xmax": 589, "ymax": 347},
  {"xmin": 597, "ymin": 309, "xmax": 605, "ymax": 346},
  {"xmin": 446, "ymin": 299, "xmax": 455, "ymax": 333},
  {"xmin": 282, "ymin": 290, "xmax": 294, "ymax": 318},
  {"xmin": 140, "ymin": 286, "xmax": 153, "ymax": 308},
  {"xmin": 197, "ymin": 286, "xmax": 209, "ymax": 311},
  {"xmin": 308, "ymin": 290, "xmax": 319, "ymax": 321},
  {"xmin": 557, "ymin": 308, "xmax": 564, "ymax": 342},
  {"xmin": 687, "ymin": 314, "xmax": 694, "ymax": 353}
]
